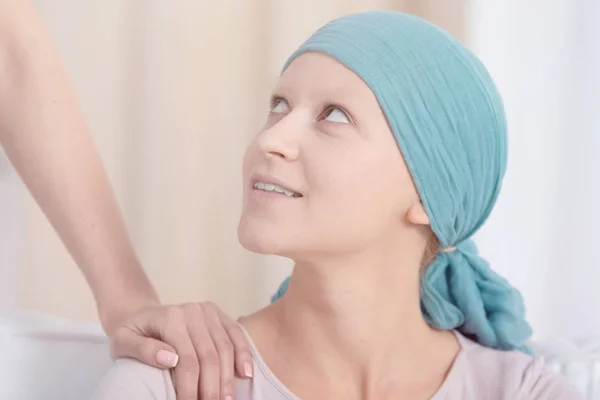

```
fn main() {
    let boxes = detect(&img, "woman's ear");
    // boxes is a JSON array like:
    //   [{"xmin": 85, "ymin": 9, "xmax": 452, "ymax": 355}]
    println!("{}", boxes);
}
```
[{"xmin": 406, "ymin": 202, "xmax": 430, "ymax": 226}]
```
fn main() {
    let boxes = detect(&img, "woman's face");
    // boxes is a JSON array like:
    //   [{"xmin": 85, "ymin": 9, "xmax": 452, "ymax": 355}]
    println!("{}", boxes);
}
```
[{"xmin": 238, "ymin": 52, "xmax": 420, "ymax": 260}]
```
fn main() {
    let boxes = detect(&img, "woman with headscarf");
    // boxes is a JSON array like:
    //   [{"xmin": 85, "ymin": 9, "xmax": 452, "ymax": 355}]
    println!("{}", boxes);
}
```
[{"xmin": 93, "ymin": 11, "xmax": 581, "ymax": 399}]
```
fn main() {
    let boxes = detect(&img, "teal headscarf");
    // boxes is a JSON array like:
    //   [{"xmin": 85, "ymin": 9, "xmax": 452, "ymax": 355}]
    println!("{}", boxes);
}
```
[{"xmin": 271, "ymin": 11, "xmax": 532, "ymax": 352}]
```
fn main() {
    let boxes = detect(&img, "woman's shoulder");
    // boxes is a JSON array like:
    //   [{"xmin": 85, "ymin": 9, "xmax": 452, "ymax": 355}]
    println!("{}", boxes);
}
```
[
  {"xmin": 452, "ymin": 333, "xmax": 582, "ymax": 399},
  {"xmin": 91, "ymin": 358, "xmax": 176, "ymax": 400},
  {"xmin": 91, "ymin": 357, "xmax": 263, "ymax": 400}
]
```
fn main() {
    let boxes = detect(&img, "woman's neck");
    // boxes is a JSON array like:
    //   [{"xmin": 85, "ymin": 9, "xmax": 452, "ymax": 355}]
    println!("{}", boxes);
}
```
[
  {"xmin": 281, "ymin": 254, "xmax": 429, "ymax": 368},
  {"xmin": 243, "ymin": 245, "xmax": 460, "ymax": 398}
]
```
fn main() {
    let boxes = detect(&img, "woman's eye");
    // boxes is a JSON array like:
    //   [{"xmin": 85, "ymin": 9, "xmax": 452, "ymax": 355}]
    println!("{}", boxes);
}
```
[
  {"xmin": 324, "ymin": 107, "xmax": 350, "ymax": 124},
  {"xmin": 271, "ymin": 99, "xmax": 289, "ymax": 114}
]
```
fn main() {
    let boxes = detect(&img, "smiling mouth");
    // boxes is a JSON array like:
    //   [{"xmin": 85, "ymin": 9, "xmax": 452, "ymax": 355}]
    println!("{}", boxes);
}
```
[{"xmin": 253, "ymin": 181, "xmax": 303, "ymax": 198}]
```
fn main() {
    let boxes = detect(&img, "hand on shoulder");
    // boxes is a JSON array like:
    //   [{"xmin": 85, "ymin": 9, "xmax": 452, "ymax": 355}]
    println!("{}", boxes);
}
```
[{"xmin": 109, "ymin": 302, "xmax": 254, "ymax": 400}]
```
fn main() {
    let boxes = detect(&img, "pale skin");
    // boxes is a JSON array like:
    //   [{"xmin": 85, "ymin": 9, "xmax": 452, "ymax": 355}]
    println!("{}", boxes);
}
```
[
  {"xmin": 232, "ymin": 52, "xmax": 461, "ymax": 399},
  {"xmin": 0, "ymin": 2, "xmax": 252, "ymax": 399}
]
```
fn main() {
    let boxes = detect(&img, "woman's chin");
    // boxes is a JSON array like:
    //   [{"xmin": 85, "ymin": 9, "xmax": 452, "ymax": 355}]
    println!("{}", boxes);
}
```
[{"xmin": 237, "ymin": 222, "xmax": 285, "ymax": 255}]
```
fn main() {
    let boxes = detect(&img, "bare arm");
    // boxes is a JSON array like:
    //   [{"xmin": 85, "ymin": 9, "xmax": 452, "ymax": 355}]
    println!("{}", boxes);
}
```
[
  {"xmin": 0, "ymin": 4, "xmax": 255, "ymax": 398},
  {"xmin": 0, "ymin": 0, "xmax": 157, "ymax": 333}
]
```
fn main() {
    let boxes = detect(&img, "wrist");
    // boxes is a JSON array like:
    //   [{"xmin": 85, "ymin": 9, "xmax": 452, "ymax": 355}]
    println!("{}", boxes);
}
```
[
  {"xmin": 91, "ymin": 261, "xmax": 160, "ymax": 335},
  {"xmin": 97, "ymin": 287, "xmax": 160, "ymax": 336}
]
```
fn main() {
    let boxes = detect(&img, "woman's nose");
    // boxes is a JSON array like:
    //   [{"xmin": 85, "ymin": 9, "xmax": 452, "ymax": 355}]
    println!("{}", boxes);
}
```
[{"xmin": 257, "ymin": 114, "xmax": 302, "ymax": 161}]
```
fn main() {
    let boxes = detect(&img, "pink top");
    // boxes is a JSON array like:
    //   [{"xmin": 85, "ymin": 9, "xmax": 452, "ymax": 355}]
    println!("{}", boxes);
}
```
[{"xmin": 92, "ymin": 330, "xmax": 582, "ymax": 399}]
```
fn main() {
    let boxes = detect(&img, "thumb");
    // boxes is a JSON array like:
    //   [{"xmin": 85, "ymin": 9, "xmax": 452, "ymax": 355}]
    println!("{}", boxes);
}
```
[{"xmin": 111, "ymin": 327, "xmax": 179, "ymax": 369}]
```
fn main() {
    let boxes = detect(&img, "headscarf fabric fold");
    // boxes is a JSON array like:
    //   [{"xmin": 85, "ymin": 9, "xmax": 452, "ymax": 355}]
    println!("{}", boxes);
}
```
[{"xmin": 271, "ymin": 11, "xmax": 532, "ymax": 352}]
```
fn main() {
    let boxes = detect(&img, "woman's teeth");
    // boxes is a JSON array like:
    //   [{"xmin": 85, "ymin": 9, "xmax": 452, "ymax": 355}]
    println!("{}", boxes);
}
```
[{"xmin": 253, "ymin": 181, "xmax": 301, "ymax": 197}]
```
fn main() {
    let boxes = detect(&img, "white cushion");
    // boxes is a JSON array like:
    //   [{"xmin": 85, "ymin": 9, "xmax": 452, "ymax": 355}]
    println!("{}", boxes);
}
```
[
  {"xmin": 0, "ymin": 311, "xmax": 111, "ymax": 400},
  {"xmin": 530, "ymin": 338, "xmax": 600, "ymax": 398}
]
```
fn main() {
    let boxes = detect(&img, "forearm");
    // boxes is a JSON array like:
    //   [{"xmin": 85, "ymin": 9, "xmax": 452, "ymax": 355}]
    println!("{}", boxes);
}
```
[{"xmin": 0, "ymin": 0, "xmax": 158, "ymax": 331}]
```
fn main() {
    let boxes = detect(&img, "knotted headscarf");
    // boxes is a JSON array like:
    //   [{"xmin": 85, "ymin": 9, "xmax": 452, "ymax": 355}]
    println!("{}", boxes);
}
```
[{"xmin": 271, "ymin": 11, "xmax": 532, "ymax": 352}]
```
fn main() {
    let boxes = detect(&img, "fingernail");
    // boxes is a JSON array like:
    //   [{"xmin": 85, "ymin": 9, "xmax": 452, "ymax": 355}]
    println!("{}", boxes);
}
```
[
  {"xmin": 244, "ymin": 362, "xmax": 253, "ymax": 378},
  {"xmin": 156, "ymin": 350, "xmax": 179, "ymax": 368},
  {"xmin": 225, "ymin": 396, "xmax": 233, "ymax": 400}
]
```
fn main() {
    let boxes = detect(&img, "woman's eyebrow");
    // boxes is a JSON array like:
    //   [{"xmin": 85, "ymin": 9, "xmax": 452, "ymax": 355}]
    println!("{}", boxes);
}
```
[{"xmin": 270, "ymin": 82, "xmax": 295, "ymax": 96}]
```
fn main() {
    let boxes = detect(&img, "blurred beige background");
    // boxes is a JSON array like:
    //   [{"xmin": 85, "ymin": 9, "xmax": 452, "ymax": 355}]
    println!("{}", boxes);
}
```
[{"xmin": 13, "ymin": 0, "xmax": 466, "ymax": 322}]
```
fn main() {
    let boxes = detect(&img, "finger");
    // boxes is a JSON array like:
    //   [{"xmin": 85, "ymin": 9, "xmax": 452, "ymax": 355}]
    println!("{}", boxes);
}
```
[
  {"xmin": 111, "ymin": 326, "xmax": 179, "ymax": 369},
  {"xmin": 161, "ymin": 308, "xmax": 201, "ymax": 400},
  {"xmin": 217, "ymin": 308, "xmax": 254, "ymax": 379},
  {"xmin": 204, "ymin": 303, "xmax": 235, "ymax": 399},
  {"xmin": 185, "ymin": 303, "xmax": 221, "ymax": 400}
]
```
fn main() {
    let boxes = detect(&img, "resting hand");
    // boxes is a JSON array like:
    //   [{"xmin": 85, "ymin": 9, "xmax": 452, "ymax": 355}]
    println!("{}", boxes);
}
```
[{"xmin": 110, "ymin": 302, "xmax": 253, "ymax": 400}]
